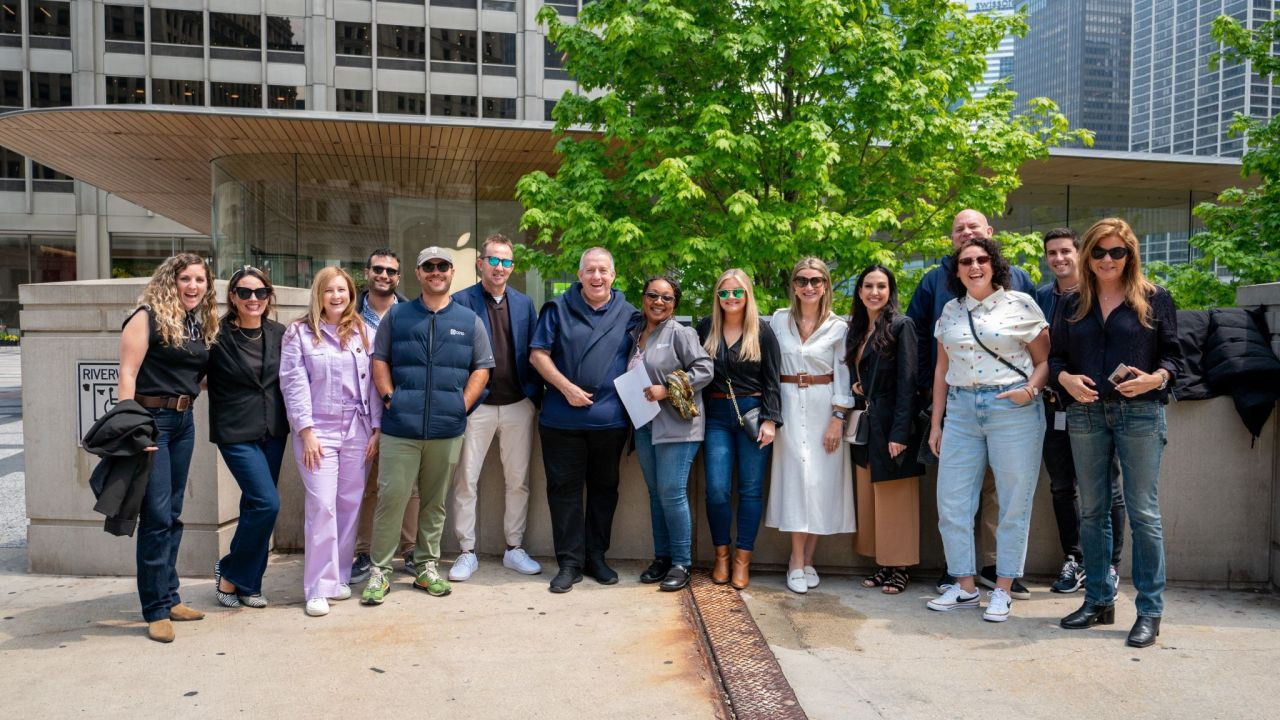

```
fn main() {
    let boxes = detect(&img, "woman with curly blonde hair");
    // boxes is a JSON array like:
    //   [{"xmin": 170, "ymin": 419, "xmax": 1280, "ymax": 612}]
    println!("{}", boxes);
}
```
[{"xmin": 117, "ymin": 253, "xmax": 219, "ymax": 643}]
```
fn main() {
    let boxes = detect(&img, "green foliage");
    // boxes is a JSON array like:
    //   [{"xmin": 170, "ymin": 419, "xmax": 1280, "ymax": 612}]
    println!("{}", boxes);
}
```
[
  {"xmin": 1145, "ymin": 260, "xmax": 1237, "ymax": 310},
  {"xmin": 518, "ymin": 0, "xmax": 1089, "ymax": 317}
]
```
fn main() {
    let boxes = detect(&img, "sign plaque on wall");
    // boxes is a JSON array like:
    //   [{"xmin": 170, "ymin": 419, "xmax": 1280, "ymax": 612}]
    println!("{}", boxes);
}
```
[{"xmin": 77, "ymin": 361, "xmax": 120, "ymax": 445}]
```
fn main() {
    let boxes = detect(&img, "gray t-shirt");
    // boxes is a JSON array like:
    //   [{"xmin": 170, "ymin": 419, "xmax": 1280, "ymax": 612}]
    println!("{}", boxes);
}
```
[{"xmin": 373, "ymin": 304, "xmax": 495, "ymax": 371}]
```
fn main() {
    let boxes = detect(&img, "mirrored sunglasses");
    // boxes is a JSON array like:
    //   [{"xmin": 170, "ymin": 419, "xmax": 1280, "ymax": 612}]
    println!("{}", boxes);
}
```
[
  {"xmin": 717, "ymin": 288, "xmax": 746, "ymax": 299},
  {"xmin": 482, "ymin": 256, "xmax": 514, "ymax": 268}
]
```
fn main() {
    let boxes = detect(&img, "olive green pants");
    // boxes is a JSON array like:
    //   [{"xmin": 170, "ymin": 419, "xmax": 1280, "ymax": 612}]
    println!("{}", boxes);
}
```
[{"xmin": 370, "ymin": 433, "xmax": 463, "ymax": 576}]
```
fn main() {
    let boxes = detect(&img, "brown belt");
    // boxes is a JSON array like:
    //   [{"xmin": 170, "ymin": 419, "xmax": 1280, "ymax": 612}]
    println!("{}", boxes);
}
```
[
  {"xmin": 779, "ymin": 373, "xmax": 834, "ymax": 388},
  {"xmin": 707, "ymin": 391, "xmax": 762, "ymax": 399},
  {"xmin": 134, "ymin": 393, "xmax": 194, "ymax": 412}
]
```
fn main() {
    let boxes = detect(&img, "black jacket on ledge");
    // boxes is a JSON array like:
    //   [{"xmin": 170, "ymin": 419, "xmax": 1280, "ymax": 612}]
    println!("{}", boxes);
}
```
[
  {"xmin": 1174, "ymin": 306, "xmax": 1280, "ymax": 439},
  {"xmin": 82, "ymin": 399, "xmax": 157, "ymax": 537}
]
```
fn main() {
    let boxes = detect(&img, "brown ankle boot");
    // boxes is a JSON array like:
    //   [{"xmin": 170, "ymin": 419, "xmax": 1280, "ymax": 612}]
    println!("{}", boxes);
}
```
[
  {"xmin": 711, "ymin": 545, "xmax": 731, "ymax": 584},
  {"xmin": 731, "ymin": 549, "xmax": 752, "ymax": 589},
  {"xmin": 147, "ymin": 619, "xmax": 175, "ymax": 643},
  {"xmin": 169, "ymin": 603, "xmax": 205, "ymax": 622}
]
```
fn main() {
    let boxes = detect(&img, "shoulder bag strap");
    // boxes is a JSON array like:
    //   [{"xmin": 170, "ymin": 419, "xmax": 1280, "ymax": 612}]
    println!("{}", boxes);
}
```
[{"xmin": 966, "ymin": 308, "xmax": 1029, "ymax": 382}]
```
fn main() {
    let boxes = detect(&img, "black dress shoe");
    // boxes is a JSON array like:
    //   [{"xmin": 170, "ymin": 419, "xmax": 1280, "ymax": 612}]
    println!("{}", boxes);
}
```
[
  {"xmin": 1126, "ymin": 616, "xmax": 1161, "ymax": 648},
  {"xmin": 1059, "ymin": 602, "xmax": 1116, "ymax": 629},
  {"xmin": 549, "ymin": 566, "xmax": 583, "ymax": 594},
  {"xmin": 935, "ymin": 573, "xmax": 956, "ymax": 593},
  {"xmin": 584, "ymin": 556, "xmax": 619, "ymax": 585},
  {"xmin": 660, "ymin": 565, "xmax": 691, "ymax": 592},
  {"xmin": 640, "ymin": 558, "xmax": 672, "ymax": 584}
]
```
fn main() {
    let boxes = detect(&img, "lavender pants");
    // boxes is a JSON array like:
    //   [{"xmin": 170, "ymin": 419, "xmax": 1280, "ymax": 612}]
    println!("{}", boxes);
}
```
[{"xmin": 297, "ymin": 408, "xmax": 371, "ymax": 601}]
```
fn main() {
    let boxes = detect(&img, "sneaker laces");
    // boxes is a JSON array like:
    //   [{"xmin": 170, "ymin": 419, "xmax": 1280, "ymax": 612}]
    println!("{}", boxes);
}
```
[
  {"xmin": 1058, "ymin": 559, "xmax": 1080, "ymax": 581},
  {"xmin": 368, "ymin": 567, "xmax": 384, "ymax": 587},
  {"xmin": 989, "ymin": 587, "xmax": 1011, "ymax": 605},
  {"xmin": 423, "ymin": 560, "xmax": 441, "ymax": 581}
]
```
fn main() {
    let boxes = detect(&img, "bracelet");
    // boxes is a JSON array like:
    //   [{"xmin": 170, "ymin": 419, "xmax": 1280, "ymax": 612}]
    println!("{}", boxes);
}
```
[{"xmin": 831, "ymin": 409, "xmax": 847, "ymax": 421}]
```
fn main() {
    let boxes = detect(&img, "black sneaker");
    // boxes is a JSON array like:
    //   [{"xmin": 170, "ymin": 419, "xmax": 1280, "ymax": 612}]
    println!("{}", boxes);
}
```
[
  {"xmin": 935, "ymin": 573, "xmax": 956, "ymax": 593},
  {"xmin": 979, "ymin": 565, "xmax": 1030, "ymax": 600},
  {"xmin": 640, "ymin": 558, "xmax": 672, "ymax": 584},
  {"xmin": 549, "ymin": 566, "xmax": 583, "ymax": 594},
  {"xmin": 402, "ymin": 550, "xmax": 416, "ymax": 576},
  {"xmin": 350, "ymin": 553, "xmax": 372, "ymax": 584},
  {"xmin": 1050, "ymin": 557, "xmax": 1084, "ymax": 594}
]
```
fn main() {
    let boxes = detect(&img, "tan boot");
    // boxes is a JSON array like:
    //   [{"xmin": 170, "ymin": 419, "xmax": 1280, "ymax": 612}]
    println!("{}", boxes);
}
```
[
  {"xmin": 731, "ymin": 549, "xmax": 752, "ymax": 590},
  {"xmin": 147, "ymin": 619, "xmax": 175, "ymax": 643},
  {"xmin": 169, "ymin": 603, "xmax": 205, "ymax": 622},
  {"xmin": 711, "ymin": 545, "xmax": 731, "ymax": 584}
]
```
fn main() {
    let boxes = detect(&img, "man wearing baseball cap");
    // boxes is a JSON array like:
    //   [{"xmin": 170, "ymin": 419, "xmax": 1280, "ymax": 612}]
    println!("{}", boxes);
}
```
[{"xmin": 362, "ymin": 246, "xmax": 495, "ymax": 604}]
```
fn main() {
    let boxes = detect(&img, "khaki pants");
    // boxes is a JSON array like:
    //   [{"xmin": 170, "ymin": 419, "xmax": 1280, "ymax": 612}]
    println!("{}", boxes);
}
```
[
  {"xmin": 370, "ymin": 434, "xmax": 463, "ymax": 574},
  {"xmin": 853, "ymin": 465, "xmax": 920, "ymax": 567},
  {"xmin": 355, "ymin": 451, "xmax": 418, "ymax": 557},
  {"xmin": 451, "ymin": 399, "xmax": 536, "ymax": 551}
]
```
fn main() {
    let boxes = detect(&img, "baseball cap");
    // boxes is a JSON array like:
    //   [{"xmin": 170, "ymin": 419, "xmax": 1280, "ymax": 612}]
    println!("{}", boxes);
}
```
[{"xmin": 416, "ymin": 246, "xmax": 453, "ymax": 266}]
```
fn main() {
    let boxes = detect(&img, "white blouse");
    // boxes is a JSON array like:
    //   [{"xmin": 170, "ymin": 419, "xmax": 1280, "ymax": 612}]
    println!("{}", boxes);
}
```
[{"xmin": 934, "ymin": 288, "xmax": 1047, "ymax": 388}]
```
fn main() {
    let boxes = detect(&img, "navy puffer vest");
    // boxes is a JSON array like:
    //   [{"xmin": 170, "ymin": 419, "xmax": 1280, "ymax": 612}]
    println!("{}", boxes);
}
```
[{"xmin": 380, "ymin": 299, "xmax": 478, "ymax": 440}]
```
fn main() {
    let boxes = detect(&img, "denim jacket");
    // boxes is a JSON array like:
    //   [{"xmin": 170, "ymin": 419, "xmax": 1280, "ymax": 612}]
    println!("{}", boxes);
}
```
[{"xmin": 279, "ymin": 320, "xmax": 381, "ymax": 435}]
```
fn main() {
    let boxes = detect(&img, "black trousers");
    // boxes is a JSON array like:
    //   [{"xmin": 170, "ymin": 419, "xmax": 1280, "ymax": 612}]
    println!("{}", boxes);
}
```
[
  {"xmin": 1043, "ymin": 406, "xmax": 1125, "ymax": 566},
  {"xmin": 540, "ymin": 425, "xmax": 629, "ymax": 570}
]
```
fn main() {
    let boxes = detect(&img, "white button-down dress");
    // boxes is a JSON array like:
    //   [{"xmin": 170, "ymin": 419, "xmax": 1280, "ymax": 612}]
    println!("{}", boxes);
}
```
[{"xmin": 765, "ymin": 309, "xmax": 856, "ymax": 535}]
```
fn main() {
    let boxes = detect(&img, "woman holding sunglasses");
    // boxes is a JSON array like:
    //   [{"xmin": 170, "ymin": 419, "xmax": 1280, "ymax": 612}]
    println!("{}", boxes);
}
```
[
  {"xmin": 1052, "ymin": 218, "xmax": 1179, "ymax": 648},
  {"xmin": 926, "ymin": 237, "xmax": 1048, "ymax": 622},
  {"xmin": 630, "ymin": 276, "xmax": 713, "ymax": 591},
  {"xmin": 208, "ymin": 267, "xmax": 289, "ymax": 609},
  {"xmin": 696, "ymin": 269, "xmax": 781, "ymax": 589},
  {"xmin": 765, "ymin": 258, "xmax": 855, "ymax": 594}
]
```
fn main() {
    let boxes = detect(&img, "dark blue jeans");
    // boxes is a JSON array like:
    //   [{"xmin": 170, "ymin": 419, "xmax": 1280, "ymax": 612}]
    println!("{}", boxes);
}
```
[
  {"xmin": 702, "ymin": 396, "xmax": 769, "ymax": 551},
  {"xmin": 633, "ymin": 425, "xmax": 699, "ymax": 567},
  {"xmin": 217, "ymin": 436, "xmax": 286, "ymax": 595},
  {"xmin": 137, "ymin": 408, "xmax": 194, "ymax": 622}
]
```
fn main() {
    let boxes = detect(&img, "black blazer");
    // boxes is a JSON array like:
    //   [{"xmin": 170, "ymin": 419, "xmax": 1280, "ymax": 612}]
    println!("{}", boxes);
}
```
[
  {"xmin": 207, "ymin": 316, "xmax": 289, "ymax": 444},
  {"xmin": 850, "ymin": 316, "xmax": 926, "ymax": 482}
]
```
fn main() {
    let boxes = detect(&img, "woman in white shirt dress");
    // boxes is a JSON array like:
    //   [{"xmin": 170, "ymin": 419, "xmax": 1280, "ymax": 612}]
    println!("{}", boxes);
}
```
[{"xmin": 765, "ymin": 257, "xmax": 855, "ymax": 594}]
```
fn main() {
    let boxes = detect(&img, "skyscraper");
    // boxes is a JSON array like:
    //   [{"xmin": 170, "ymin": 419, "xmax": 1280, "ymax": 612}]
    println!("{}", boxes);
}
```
[{"xmin": 966, "ymin": 0, "xmax": 1020, "ymax": 101}]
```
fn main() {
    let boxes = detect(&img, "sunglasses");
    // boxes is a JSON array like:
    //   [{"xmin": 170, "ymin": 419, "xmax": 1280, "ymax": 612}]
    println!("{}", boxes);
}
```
[
  {"xmin": 481, "ymin": 256, "xmax": 514, "ymax": 268},
  {"xmin": 420, "ymin": 261, "xmax": 453, "ymax": 273},
  {"xmin": 793, "ymin": 276, "xmax": 826, "ymax": 288},
  {"xmin": 958, "ymin": 255, "xmax": 991, "ymax": 267},
  {"xmin": 232, "ymin": 287, "xmax": 272, "ymax": 301},
  {"xmin": 369, "ymin": 264, "xmax": 400, "ymax": 277},
  {"xmin": 643, "ymin": 291, "xmax": 676, "ymax": 303},
  {"xmin": 717, "ymin": 288, "xmax": 746, "ymax": 300},
  {"xmin": 1090, "ymin": 246, "xmax": 1130, "ymax": 260}
]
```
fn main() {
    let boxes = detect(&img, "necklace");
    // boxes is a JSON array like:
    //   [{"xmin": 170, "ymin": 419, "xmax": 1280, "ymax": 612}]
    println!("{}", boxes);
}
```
[{"xmin": 236, "ymin": 326, "xmax": 263, "ymax": 341}]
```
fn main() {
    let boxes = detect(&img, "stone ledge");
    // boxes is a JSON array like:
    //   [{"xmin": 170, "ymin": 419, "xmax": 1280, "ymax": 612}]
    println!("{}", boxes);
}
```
[{"xmin": 1237, "ymin": 282, "xmax": 1280, "ymax": 307}]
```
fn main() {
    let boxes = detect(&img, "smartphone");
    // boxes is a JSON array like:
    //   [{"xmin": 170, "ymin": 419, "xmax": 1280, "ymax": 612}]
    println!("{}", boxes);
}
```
[{"xmin": 1107, "ymin": 363, "xmax": 1137, "ymax": 386}]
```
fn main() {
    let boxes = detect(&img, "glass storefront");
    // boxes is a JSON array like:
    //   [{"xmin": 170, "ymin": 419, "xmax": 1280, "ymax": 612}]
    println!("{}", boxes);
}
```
[
  {"xmin": 109, "ymin": 235, "xmax": 211, "ymax": 279},
  {"xmin": 0, "ymin": 234, "xmax": 75, "ymax": 332}
]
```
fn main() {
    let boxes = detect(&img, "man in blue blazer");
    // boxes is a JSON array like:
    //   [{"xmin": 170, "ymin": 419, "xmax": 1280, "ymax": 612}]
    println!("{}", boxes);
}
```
[{"xmin": 448, "ymin": 234, "xmax": 544, "ymax": 581}]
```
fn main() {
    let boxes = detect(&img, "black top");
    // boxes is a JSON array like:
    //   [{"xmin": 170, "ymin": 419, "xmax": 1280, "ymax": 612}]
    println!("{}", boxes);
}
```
[
  {"xmin": 695, "ymin": 317, "xmax": 783, "ymax": 426},
  {"xmin": 849, "ymin": 316, "xmax": 926, "ymax": 482},
  {"xmin": 483, "ymin": 292, "xmax": 523, "ymax": 406},
  {"xmin": 206, "ymin": 316, "xmax": 289, "ymax": 444},
  {"xmin": 127, "ymin": 306, "xmax": 208, "ymax": 398},
  {"xmin": 1049, "ymin": 285, "xmax": 1181, "ymax": 405}
]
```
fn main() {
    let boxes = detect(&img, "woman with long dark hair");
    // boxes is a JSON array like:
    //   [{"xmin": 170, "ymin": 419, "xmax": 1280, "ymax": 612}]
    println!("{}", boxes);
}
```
[{"xmin": 846, "ymin": 265, "xmax": 925, "ymax": 595}]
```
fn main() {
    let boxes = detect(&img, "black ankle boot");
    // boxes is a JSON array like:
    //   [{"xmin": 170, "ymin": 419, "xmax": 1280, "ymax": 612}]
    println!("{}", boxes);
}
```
[
  {"xmin": 1059, "ymin": 602, "xmax": 1116, "ymax": 629},
  {"xmin": 1126, "ymin": 616, "xmax": 1161, "ymax": 648}
]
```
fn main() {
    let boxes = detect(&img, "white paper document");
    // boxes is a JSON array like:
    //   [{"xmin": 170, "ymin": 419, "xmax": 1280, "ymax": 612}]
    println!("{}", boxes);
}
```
[{"xmin": 613, "ymin": 362, "xmax": 660, "ymax": 427}]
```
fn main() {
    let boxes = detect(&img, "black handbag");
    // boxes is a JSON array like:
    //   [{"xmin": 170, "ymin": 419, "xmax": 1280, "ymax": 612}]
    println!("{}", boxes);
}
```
[{"xmin": 725, "ymin": 377, "xmax": 762, "ymax": 439}]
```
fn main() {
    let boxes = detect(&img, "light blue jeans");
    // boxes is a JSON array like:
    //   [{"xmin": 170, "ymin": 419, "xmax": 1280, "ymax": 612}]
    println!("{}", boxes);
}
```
[
  {"xmin": 937, "ymin": 385, "xmax": 1045, "ymax": 579},
  {"xmin": 633, "ymin": 424, "xmax": 699, "ymax": 567}
]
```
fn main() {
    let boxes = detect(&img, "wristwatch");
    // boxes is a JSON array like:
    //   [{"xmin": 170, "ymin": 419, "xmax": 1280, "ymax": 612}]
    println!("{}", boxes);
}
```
[
  {"xmin": 381, "ymin": 392, "xmax": 393, "ymax": 405},
  {"xmin": 831, "ymin": 410, "xmax": 847, "ymax": 421}
]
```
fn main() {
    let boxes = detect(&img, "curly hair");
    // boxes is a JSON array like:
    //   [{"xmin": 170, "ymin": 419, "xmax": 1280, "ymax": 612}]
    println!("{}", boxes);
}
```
[
  {"xmin": 296, "ymin": 266, "xmax": 369, "ymax": 351},
  {"xmin": 136, "ymin": 253, "xmax": 220, "ymax": 349},
  {"xmin": 945, "ymin": 236, "xmax": 1011, "ymax": 299},
  {"xmin": 223, "ymin": 265, "xmax": 276, "ymax": 326},
  {"xmin": 642, "ymin": 275, "xmax": 682, "ymax": 310}
]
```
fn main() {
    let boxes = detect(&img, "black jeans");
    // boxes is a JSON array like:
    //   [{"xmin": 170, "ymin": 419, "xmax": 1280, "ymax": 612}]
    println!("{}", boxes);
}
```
[
  {"xmin": 1043, "ymin": 407, "xmax": 1125, "ymax": 566},
  {"xmin": 539, "ymin": 425, "xmax": 629, "ymax": 570}
]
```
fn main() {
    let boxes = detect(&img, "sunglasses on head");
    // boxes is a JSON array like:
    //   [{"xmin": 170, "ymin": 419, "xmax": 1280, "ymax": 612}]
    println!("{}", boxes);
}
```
[
  {"xmin": 420, "ymin": 261, "xmax": 453, "ymax": 273},
  {"xmin": 643, "ymin": 291, "xmax": 675, "ymax": 303},
  {"xmin": 793, "ymin": 276, "xmax": 825, "ymax": 288},
  {"xmin": 717, "ymin": 288, "xmax": 746, "ymax": 300},
  {"xmin": 368, "ymin": 264, "xmax": 399, "ymax": 277},
  {"xmin": 1090, "ymin": 246, "xmax": 1130, "ymax": 260},
  {"xmin": 229, "ymin": 265, "xmax": 260, "ymax": 282},
  {"xmin": 958, "ymin": 255, "xmax": 991, "ymax": 267},
  {"xmin": 233, "ymin": 287, "xmax": 272, "ymax": 301},
  {"xmin": 481, "ymin": 256, "xmax": 514, "ymax": 268}
]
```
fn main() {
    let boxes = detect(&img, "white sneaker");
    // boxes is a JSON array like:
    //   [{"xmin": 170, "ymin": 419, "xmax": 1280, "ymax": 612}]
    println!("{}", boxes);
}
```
[
  {"xmin": 786, "ymin": 569, "xmax": 808, "ymax": 594},
  {"xmin": 983, "ymin": 587, "xmax": 1012, "ymax": 622},
  {"xmin": 803, "ymin": 565, "xmax": 820, "ymax": 588},
  {"xmin": 503, "ymin": 547, "xmax": 543, "ymax": 575},
  {"xmin": 305, "ymin": 597, "xmax": 329, "ymax": 617},
  {"xmin": 927, "ymin": 584, "xmax": 980, "ymax": 612},
  {"xmin": 331, "ymin": 584, "xmax": 352, "ymax": 601},
  {"xmin": 449, "ymin": 551, "xmax": 478, "ymax": 582}
]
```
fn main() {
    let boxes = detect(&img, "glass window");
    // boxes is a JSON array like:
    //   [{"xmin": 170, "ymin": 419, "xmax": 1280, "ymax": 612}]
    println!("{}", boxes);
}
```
[
  {"xmin": 483, "ymin": 97, "xmax": 516, "ymax": 119},
  {"xmin": 0, "ymin": 236, "xmax": 29, "ymax": 332},
  {"xmin": 151, "ymin": 8, "xmax": 202, "ymax": 45},
  {"xmin": 378, "ymin": 24, "xmax": 426, "ymax": 58},
  {"xmin": 0, "ymin": 147, "xmax": 22, "ymax": 179},
  {"xmin": 110, "ymin": 235, "xmax": 176, "ymax": 279},
  {"xmin": 152, "ymin": 79, "xmax": 204, "ymax": 106},
  {"xmin": 211, "ymin": 82, "xmax": 262, "ymax": 108},
  {"xmin": 29, "ymin": 73, "xmax": 71, "ymax": 107},
  {"xmin": 431, "ymin": 29, "xmax": 477, "ymax": 63},
  {"xmin": 544, "ymin": 38, "xmax": 564, "ymax": 69},
  {"xmin": 210, "ymin": 12, "xmax": 260, "ymax": 49},
  {"xmin": 268, "ymin": 85, "xmax": 304, "ymax": 110},
  {"xmin": 378, "ymin": 91, "xmax": 426, "ymax": 115},
  {"xmin": 0, "ymin": 3, "xmax": 19, "ymax": 35},
  {"xmin": 482, "ymin": 32, "xmax": 516, "ymax": 65},
  {"xmin": 32, "ymin": 162, "xmax": 69, "ymax": 181},
  {"xmin": 431, "ymin": 94, "xmax": 477, "ymax": 117},
  {"xmin": 0, "ymin": 70, "xmax": 20, "ymax": 111},
  {"xmin": 103, "ymin": 5, "xmax": 144, "ymax": 42},
  {"xmin": 105, "ymin": 76, "xmax": 146, "ymax": 104},
  {"xmin": 545, "ymin": 99, "xmax": 556, "ymax": 121},
  {"xmin": 335, "ymin": 22, "xmax": 371, "ymax": 56},
  {"xmin": 336, "ymin": 89, "xmax": 371, "ymax": 112},
  {"xmin": 266, "ymin": 16, "xmax": 304, "ymax": 52},
  {"xmin": 29, "ymin": 1, "xmax": 69, "ymax": 37}
]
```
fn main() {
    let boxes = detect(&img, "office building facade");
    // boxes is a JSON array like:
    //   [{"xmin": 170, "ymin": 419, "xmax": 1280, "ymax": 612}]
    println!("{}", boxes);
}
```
[{"xmin": 967, "ymin": 0, "xmax": 1020, "ymax": 101}]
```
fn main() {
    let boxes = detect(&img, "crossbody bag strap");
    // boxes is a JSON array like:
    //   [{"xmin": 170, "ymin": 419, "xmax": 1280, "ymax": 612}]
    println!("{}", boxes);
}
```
[
  {"xmin": 966, "ymin": 308, "xmax": 1028, "ymax": 381},
  {"xmin": 725, "ymin": 376, "xmax": 748, "ymax": 427}
]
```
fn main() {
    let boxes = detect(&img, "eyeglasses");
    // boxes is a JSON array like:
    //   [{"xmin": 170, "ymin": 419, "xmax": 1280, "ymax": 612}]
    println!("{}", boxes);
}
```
[
  {"xmin": 717, "ymin": 288, "xmax": 746, "ymax": 300},
  {"xmin": 420, "ymin": 261, "xmax": 453, "ymax": 273},
  {"xmin": 233, "ymin": 287, "xmax": 272, "ymax": 301},
  {"xmin": 369, "ymin": 265, "xmax": 400, "ymax": 277},
  {"xmin": 643, "ymin": 291, "xmax": 676, "ymax": 303},
  {"xmin": 1089, "ymin": 246, "xmax": 1130, "ymax": 261},
  {"xmin": 792, "ymin": 276, "xmax": 826, "ymax": 288},
  {"xmin": 957, "ymin": 255, "xmax": 991, "ymax": 267},
  {"xmin": 481, "ymin": 256, "xmax": 514, "ymax": 268}
]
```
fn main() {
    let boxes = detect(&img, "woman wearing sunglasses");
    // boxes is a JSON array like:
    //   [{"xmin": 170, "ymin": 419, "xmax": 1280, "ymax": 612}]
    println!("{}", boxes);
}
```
[
  {"xmin": 630, "ymin": 276, "xmax": 713, "ymax": 591},
  {"xmin": 765, "ymin": 258, "xmax": 855, "ymax": 594},
  {"xmin": 1051, "ymin": 218, "xmax": 1179, "ymax": 648},
  {"xmin": 696, "ymin": 269, "xmax": 781, "ymax": 589},
  {"xmin": 207, "ymin": 267, "xmax": 289, "ymax": 609},
  {"xmin": 926, "ymin": 236, "xmax": 1048, "ymax": 622}
]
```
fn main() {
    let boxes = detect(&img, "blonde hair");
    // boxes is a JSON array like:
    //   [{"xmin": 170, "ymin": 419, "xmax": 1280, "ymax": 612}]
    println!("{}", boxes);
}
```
[
  {"xmin": 135, "ymin": 253, "xmax": 220, "ymax": 349},
  {"xmin": 1073, "ymin": 218, "xmax": 1157, "ymax": 329},
  {"xmin": 297, "ymin": 267, "xmax": 369, "ymax": 350},
  {"xmin": 788, "ymin": 257, "xmax": 833, "ymax": 329},
  {"xmin": 703, "ymin": 269, "xmax": 763, "ymax": 362}
]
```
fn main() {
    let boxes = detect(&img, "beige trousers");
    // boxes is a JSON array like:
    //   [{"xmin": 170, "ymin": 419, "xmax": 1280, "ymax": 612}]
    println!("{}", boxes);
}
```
[{"xmin": 451, "ymin": 399, "xmax": 537, "ymax": 551}]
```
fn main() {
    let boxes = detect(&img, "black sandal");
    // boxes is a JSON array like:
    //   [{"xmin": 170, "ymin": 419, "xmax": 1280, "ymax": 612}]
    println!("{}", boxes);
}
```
[
  {"xmin": 862, "ymin": 567, "xmax": 890, "ymax": 588},
  {"xmin": 882, "ymin": 567, "xmax": 909, "ymax": 595}
]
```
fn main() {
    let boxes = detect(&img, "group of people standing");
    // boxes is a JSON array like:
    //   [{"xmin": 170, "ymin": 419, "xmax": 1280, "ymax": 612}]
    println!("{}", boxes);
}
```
[{"xmin": 114, "ymin": 210, "xmax": 1177, "ymax": 651}]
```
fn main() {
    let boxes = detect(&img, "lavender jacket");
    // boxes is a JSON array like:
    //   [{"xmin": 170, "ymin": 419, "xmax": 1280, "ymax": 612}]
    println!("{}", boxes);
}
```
[{"xmin": 279, "ymin": 320, "xmax": 381, "ymax": 435}]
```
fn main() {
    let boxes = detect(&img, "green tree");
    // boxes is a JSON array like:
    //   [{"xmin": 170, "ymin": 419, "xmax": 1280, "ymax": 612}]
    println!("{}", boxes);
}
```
[{"xmin": 517, "ymin": 0, "xmax": 1088, "ymax": 315}]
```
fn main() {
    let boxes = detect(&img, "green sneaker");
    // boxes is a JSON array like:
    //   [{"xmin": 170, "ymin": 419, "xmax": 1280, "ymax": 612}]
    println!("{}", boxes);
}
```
[
  {"xmin": 361, "ymin": 567, "xmax": 389, "ymax": 605},
  {"xmin": 413, "ymin": 560, "xmax": 452, "ymax": 597}
]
